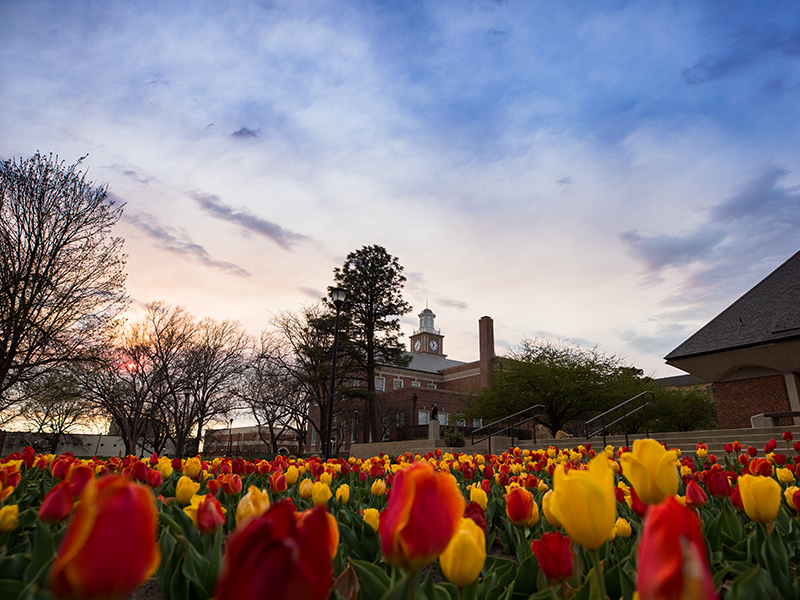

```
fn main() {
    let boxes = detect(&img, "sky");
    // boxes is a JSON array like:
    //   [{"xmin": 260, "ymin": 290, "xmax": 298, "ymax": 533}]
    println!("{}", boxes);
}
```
[{"xmin": 2, "ymin": 0, "xmax": 800, "ymax": 379}]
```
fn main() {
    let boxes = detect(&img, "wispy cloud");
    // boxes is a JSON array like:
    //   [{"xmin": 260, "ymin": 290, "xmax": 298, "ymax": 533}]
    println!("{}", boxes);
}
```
[
  {"xmin": 189, "ymin": 192, "xmax": 310, "ymax": 250},
  {"xmin": 125, "ymin": 211, "xmax": 251, "ymax": 277},
  {"xmin": 231, "ymin": 127, "xmax": 260, "ymax": 138}
]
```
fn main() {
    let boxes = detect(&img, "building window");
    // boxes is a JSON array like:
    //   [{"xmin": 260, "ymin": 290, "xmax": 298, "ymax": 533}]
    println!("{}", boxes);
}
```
[
  {"xmin": 427, "ymin": 383, "xmax": 437, "ymax": 389},
  {"xmin": 375, "ymin": 376, "xmax": 385, "ymax": 392},
  {"xmin": 473, "ymin": 418, "xmax": 483, "ymax": 428},
  {"xmin": 418, "ymin": 410, "xmax": 430, "ymax": 425},
  {"xmin": 352, "ymin": 379, "xmax": 361, "ymax": 388},
  {"xmin": 351, "ymin": 416, "xmax": 358, "ymax": 443},
  {"xmin": 393, "ymin": 379, "xmax": 403, "ymax": 389},
  {"xmin": 311, "ymin": 428, "xmax": 317, "ymax": 448},
  {"xmin": 440, "ymin": 412, "xmax": 449, "ymax": 425},
  {"xmin": 396, "ymin": 410, "xmax": 405, "ymax": 427},
  {"xmin": 411, "ymin": 381, "xmax": 421, "ymax": 388},
  {"xmin": 456, "ymin": 416, "xmax": 466, "ymax": 427},
  {"xmin": 381, "ymin": 415, "xmax": 390, "ymax": 441}
]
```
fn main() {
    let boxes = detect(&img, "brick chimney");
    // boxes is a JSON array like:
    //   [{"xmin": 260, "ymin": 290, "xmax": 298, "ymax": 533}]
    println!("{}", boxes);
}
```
[{"xmin": 479, "ymin": 316, "xmax": 495, "ymax": 387}]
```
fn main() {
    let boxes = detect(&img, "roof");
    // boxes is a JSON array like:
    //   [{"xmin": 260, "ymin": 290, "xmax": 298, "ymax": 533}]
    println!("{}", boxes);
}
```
[
  {"xmin": 651, "ymin": 374, "xmax": 707, "ymax": 388},
  {"xmin": 665, "ymin": 249, "xmax": 800, "ymax": 361},
  {"xmin": 396, "ymin": 352, "xmax": 467, "ymax": 374}
]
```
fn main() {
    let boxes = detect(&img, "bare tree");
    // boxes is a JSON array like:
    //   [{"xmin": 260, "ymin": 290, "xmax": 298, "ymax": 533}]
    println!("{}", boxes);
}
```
[
  {"xmin": 0, "ymin": 153, "xmax": 127, "ymax": 415},
  {"xmin": 183, "ymin": 318, "xmax": 250, "ymax": 454}
]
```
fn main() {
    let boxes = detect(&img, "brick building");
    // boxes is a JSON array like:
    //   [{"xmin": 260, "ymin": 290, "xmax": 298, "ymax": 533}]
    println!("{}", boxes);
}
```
[
  {"xmin": 665, "ymin": 250, "xmax": 800, "ymax": 429},
  {"xmin": 204, "ymin": 425, "xmax": 301, "ymax": 457},
  {"xmin": 306, "ymin": 310, "xmax": 498, "ymax": 453}
]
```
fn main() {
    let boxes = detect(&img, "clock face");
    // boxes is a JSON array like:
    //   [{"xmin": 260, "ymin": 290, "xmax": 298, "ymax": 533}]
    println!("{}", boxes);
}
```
[
  {"xmin": 429, "ymin": 339, "xmax": 438, "ymax": 351},
  {"xmin": 414, "ymin": 340, "xmax": 421, "ymax": 351}
]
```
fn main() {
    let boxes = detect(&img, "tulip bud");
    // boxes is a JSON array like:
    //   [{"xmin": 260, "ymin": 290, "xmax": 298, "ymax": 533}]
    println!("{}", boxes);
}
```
[
  {"xmin": 440, "ymin": 518, "xmax": 486, "ymax": 588},
  {"xmin": 311, "ymin": 481, "xmax": 332, "ymax": 507},
  {"xmin": 371, "ymin": 479, "xmax": 386, "ymax": 497},
  {"xmin": 184, "ymin": 495, "xmax": 227, "ymax": 534},
  {"xmin": 298, "ymin": 479, "xmax": 313, "ymax": 499},
  {"xmin": 531, "ymin": 532, "xmax": 573, "ymax": 581},
  {"xmin": 335, "ymin": 484, "xmax": 350, "ymax": 504},
  {"xmin": 270, "ymin": 472, "xmax": 287, "ymax": 494},
  {"xmin": 738, "ymin": 474, "xmax": 781, "ymax": 524},
  {"xmin": 685, "ymin": 480, "xmax": 708, "ymax": 509},
  {"xmin": 236, "ymin": 486, "xmax": 270, "ymax": 526},
  {"xmin": 176, "ymin": 476, "xmax": 201, "ymax": 505},
  {"xmin": 39, "ymin": 482, "xmax": 73, "ymax": 524},
  {"xmin": 505, "ymin": 486, "xmax": 539, "ymax": 527},
  {"xmin": 469, "ymin": 486, "xmax": 488, "ymax": 510},
  {"xmin": 0, "ymin": 504, "xmax": 19, "ymax": 532},
  {"xmin": 613, "ymin": 517, "xmax": 632, "ymax": 538},
  {"xmin": 362, "ymin": 508, "xmax": 380, "ymax": 532},
  {"xmin": 183, "ymin": 457, "xmax": 202, "ymax": 479}
]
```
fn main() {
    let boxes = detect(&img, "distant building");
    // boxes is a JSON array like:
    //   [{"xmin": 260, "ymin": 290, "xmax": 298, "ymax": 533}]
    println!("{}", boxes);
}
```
[
  {"xmin": 307, "ymin": 310, "xmax": 499, "ymax": 454},
  {"xmin": 665, "ymin": 250, "xmax": 800, "ymax": 429},
  {"xmin": 203, "ymin": 425, "xmax": 300, "ymax": 457}
]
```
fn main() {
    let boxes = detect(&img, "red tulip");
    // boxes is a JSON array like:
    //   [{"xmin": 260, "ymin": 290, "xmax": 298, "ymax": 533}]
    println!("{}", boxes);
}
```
[
  {"xmin": 379, "ymin": 462, "xmax": 466, "ymax": 571},
  {"xmin": 637, "ymin": 497, "xmax": 715, "ymax": 600},
  {"xmin": 186, "ymin": 495, "xmax": 227, "ymax": 534},
  {"xmin": 783, "ymin": 431, "xmax": 793, "ymax": 442},
  {"xmin": 705, "ymin": 470, "xmax": 731, "ymax": 498},
  {"xmin": 505, "ymin": 486, "xmax": 539, "ymax": 527},
  {"xmin": 531, "ymin": 532, "xmax": 573, "ymax": 581},
  {"xmin": 629, "ymin": 487, "xmax": 648, "ymax": 518},
  {"xmin": 685, "ymin": 480, "xmax": 707, "ymax": 509},
  {"xmin": 723, "ymin": 443, "xmax": 733, "ymax": 454},
  {"xmin": 464, "ymin": 501, "xmax": 487, "ymax": 534},
  {"xmin": 145, "ymin": 469, "xmax": 163, "ymax": 489},
  {"xmin": 730, "ymin": 485, "xmax": 744, "ymax": 511},
  {"xmin": 65, "ymin": 463, "xmax": 94, "ymax": 497},
  {"xmin": 50, "ymin": 476, "xmax": 160, "ymax": 600},
  {"xmin": 39, "ymin": 482, "xmax": 73, "ymax": 524},
  {"xmin": 216, "ymin": 501, "xmax": 335, "ymax": 600},
  {"xmin": 270, "ymin": 472, "xmax": 287, "ymax": 494}
]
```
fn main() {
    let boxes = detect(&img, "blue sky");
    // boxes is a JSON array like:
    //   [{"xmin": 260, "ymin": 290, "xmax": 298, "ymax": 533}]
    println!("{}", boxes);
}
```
[{"xmin": 2, "ymin": 0, "xmax": 800, "ymax": 377}]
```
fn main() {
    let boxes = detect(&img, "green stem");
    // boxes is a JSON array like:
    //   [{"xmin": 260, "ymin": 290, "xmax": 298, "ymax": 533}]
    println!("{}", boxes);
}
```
[{"xmin": 588, "ymin": 548, "xmax": 607, "ymax": 600}]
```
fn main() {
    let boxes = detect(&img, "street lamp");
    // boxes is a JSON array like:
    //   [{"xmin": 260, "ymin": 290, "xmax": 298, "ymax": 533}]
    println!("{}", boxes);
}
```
[
  {"xmin": 325, "ymin": 286, "xmax": 346, "ymax": 460},
  {"xmin": 227, "ymin": 418, "xmax": 234, "ymax": 456}
]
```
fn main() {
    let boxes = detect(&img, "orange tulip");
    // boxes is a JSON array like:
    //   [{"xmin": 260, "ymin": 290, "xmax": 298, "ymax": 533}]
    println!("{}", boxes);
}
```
[
  {"xmin": 505, "ymin": 486, "xmax": 539, "ymax": 527},
  {"xmin": 216, "ymin": 501, "xmax": 335, "ymax": 600},
  {"xmin": 379, "ymin": 462, "xmax": 465, "ymax": 571},
  {"xmin": 50, "ymin": 476, "xmax": 160, "ymax": 600}
]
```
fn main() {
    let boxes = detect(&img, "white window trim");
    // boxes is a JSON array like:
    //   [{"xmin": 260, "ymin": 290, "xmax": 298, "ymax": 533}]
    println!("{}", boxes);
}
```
[{"xmin": 375, "ymin": 376, "xmax": 386, "ymax": 392}]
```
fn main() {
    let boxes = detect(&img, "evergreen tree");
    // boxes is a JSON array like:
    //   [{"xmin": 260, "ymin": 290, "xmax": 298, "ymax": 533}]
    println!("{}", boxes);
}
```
[{"xmin": 331, "ymin": 245, "xmax": 412, "ymax": 442}]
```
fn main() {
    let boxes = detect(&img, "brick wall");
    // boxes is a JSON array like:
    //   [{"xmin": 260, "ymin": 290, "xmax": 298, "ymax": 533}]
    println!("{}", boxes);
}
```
[{"xmin": 712, "ymin": 374, "xmax": 792, "ymax": 429}]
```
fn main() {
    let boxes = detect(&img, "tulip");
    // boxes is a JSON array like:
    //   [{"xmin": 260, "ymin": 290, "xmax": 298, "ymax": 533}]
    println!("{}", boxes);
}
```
[
  {"xmin": 784, "ymin": 485, "xmax": 800, "ymax": 510},
  {"xmin": 505, "ymin": 486, "xmax": 539, "ymax": 527},
  {"xmin": 157, "ymin": 456, "xmax": 173, "ymax": 480},
  {"xmin": 49, "ymin": 476, "xmax": 160, "ymax": 600},
  {"xmin": 362, "ymin": 508, "xmax": 380, "ymax": 532},
  {"xmin": 542, "ymin": 490, "xmax": 561, "ymax": 528},
  {"xmin": 531, "ymin": 531, "xmax": 573, "ymax": 581},
  {"xmin": 739, "ymin": 474, "xmax": 781, "ymax": 525},
  {"xmin": 270, "ymin": 472, "xmax": 287, "ymax": 494},
  {"xmin": 184, "ymin": 495, "xmax": 227, "ymax": 533},
  {"xmin": 216, "ymin": 502, "xmax": 335, "ymax": 600},
  {"xmin": 65, "ymin": 462, "xmax": 94, "ymax": 497},
  {"xmin": 39, "ymin": 482, "xmax": 73, "ymax": 524},
  {"xmin": 0, "ymin": 504, "xmax": 19, "ymax": 532},
  {"xmin": 221, "ymin": 473, "xmax": 243, "ymax": 496},
  {"xmin": 298, "ymin": 479, "xmax": 313, "ymax": 499},
  {"xmin": 286, "ymin": 465, "xmax": 299, "ymax": 486},
  {"xmin": 613, "ymin": 517, "xmax": 632, "ymax": 538},
  {"xmin": 618, "ymin": 439, "xmax": 679, "ymax": 505},
  {"xmin": 705, "ymin": 469, "xmax": 731, "ymax": 498},
  {"xmin": 183, "ymin": 457, "xmax": 202, "ymax": 479},
  {"xmin": 311, "ymin": 481, "xmax": 332, "ymax": 507},
  {"xmin": 380, "ymin": 461, "xmax": 466, "ymax": 571},
  {"xmin": 549, "ymin": 455, "xmax": 615, "ymax": 550},
  {"xmin": 464, "ymin": 501, "xmax": 487, "ymax": 534},
  {"xmin": 176, "ymin": 476, "xmax": 201, "ymax": 505},
  {"xmin": 371, "ymin": 479, "xmax": 386, "ymax": 496},
  {"xmin": 637, "ymin": 497, "xmax": 716, "ymax": 600},
  {"xmin": 145, "ymin": 469, "xmax": 163, "ymax": 489},
  {"xmin": 440, "ymin": 517, "xmax": 486, "ymax": 588},
  {"xmin": 469, "ymin": 486, "xmax": 488, "ymax": 510},
  {"xmin": 777, "ymin": 468, "xmax": 795, "ymax": 484},
  {"xmin": 685, "ymin": 480, "xmax": 708, "ymax": 509},
  {"xmin": 730, "ymin": 485, "xmax": 745, "ymax": 511},
  {"xmin": 335, "ymin": 484, "xmax": 350, "ymax": 504},
  {"xmin": 236, "ymin": 486, "xmax": 271, "ymax": 526}
]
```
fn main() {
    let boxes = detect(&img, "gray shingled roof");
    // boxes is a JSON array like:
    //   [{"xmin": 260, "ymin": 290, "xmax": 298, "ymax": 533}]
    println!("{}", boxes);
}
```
[
  {"xmin": 665, "ymin": 250, "xmax": 800, "ymax": 361},
  {"xmin": 403, "ymin": 353, "xmax": 467, "ymax": 374}
]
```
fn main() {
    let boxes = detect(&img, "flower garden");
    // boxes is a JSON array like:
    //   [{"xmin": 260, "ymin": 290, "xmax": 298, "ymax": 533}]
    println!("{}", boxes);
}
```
[{"xmin": 0, "ymin": 434, "xmax": 799, "ymax": 600}]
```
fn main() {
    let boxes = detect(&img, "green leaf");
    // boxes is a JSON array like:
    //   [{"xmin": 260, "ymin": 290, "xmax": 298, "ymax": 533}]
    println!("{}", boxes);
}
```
[
  {"xmin": 349, "ymin": 558, "xmax": 390, "ymax": 600},
  {"xmin": 23, "ymin": 521, "xmax": 55, "ymax": 585},
  {"xmin": 726, "ymin": 565, "xmax": 778, "ymax": 600},
  {"xmin": 512, "ymin": 555, "xmax": 539, "ymax": 596},
  {"xmin": 182, "ymin": 543, "xmax": 210, "ymax": 598}
]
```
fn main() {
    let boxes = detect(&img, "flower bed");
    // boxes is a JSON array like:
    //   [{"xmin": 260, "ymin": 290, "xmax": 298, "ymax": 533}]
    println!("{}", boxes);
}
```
[{"xmin": 0, "ymin": 434, "xmax": 799, "ymax": 599}]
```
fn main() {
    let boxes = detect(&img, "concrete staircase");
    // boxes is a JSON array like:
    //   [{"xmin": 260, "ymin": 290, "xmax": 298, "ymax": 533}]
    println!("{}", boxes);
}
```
[{"xmin": 515, "ymin": 425, "xmax": 800, "ymax": 458}]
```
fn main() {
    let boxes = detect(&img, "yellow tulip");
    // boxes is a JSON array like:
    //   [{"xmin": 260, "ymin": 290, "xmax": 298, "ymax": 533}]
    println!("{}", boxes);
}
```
[
  {"xmin": 235, "ymin": 486, "xmax": 270, "ymax": 526},
  {"xmin": 311, "ymin": 481, "xmax": 332, "ymax": 507},
  {"xmin": 182, "ymin": 457, "xmax": 202, "ymax": 479},
  {"xmin": 538, "ymin": 480, "xmax": 549, "ymax": 493},
  {"xmin": 176, "ymin": 476, "xmax": 201, "ymax": 506},
  {"xmin": 618, "ymin": 439, "xmax": 678, "ymax": 505},
  {"xmin": 440, "ymin": 518, "xmax": 486, "ymax": 588},
  {"xmin": 739, "ymin": 474, "xmax": 781, "ymax": 524},
  {"xmin": 542, "ymin": 490, "xmax": 561, "ymax": 528},
  {"xmin": 336, "ymin": 484, "xmax": 350, "ymax": 504},
  {"xmin": 470, "ymin": 486, "xmax": 488, "ymax": 510},
  {"xmin": 549, "ymin": 455, "xmax": 615, "ymax": 550},
  {"xmin": 319, "ymin": 471, "xmax": 333, "ymax": 485},
  {"xmin": 285, "ymin": 465, "xmax": 299, "ymax": 486},
  {"xmin": 613, "ymin": 517, "xmax": 632, "ymax": 538},
  {"xmin": 0, "ymin": 504, "xmax": 18, "ymax": 532},
  {"xmin": 362, "ymin": 507, "xmax": 380, "ymax": 532},
  {"xmin": 371, "ymin": 479, "xmax": 386, "ymax": 497},
  {"xmin": 157, "ymin": 456, "xmax": 174, "ymax": 480},
  {"xmin": 777, "ymin": 468, "xmax": 795, "ymax": 485},
  {"xmin": 298, "ymin": 478, "xmax": 313, "ymax": 499}
]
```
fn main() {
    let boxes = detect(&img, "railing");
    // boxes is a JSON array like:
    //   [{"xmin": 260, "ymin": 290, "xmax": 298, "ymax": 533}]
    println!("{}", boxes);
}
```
[
  {"xmin": 471, "ymin": 405, "xmax": 544, "ymax": 455},
  {"xmin": 584, "ymin": 391, "xmax": 654, "ymax": 448}
]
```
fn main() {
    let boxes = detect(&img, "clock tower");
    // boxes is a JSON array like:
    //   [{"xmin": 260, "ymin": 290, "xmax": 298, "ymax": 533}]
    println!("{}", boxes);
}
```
[{"xmin": 410, "ymin": 308, "xmax": 445, "ymax": 356}]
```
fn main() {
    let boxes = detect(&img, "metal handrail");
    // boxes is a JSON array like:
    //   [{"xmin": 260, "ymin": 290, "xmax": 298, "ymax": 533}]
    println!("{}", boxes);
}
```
[
  {"xmin": 584, "ymin": 391, "xmax": 654, "ymax": 448},
  {"xmin": 471, "ymin": 404, "xmax": 544, "ymax": 455}
]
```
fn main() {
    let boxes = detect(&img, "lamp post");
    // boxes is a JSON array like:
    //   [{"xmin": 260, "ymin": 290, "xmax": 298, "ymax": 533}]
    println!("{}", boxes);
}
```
[
  {"xmin": 227, "ymin": 418, "xmax": 234, "ymax": 456},
  {"xmin": 325, "ymin": 286, "xmax": 347, "ymax": 460}
]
